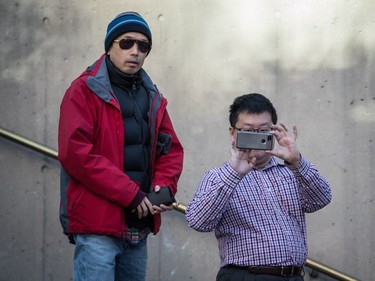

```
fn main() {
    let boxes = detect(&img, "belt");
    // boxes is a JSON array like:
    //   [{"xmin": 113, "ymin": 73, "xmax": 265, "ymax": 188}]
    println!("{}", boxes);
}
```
[{"xmin": 227, "ymin": 265, "xmax": 303, "ymax": 276}]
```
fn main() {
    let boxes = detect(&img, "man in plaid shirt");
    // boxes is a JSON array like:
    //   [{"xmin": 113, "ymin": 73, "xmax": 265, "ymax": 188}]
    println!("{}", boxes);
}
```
[{"xmin": 186, "ymin": 93, "xmax": 331, "ymax": 281}]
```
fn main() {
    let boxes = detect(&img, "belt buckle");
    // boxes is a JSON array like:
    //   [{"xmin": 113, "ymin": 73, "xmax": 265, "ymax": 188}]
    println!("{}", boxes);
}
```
[{"xmin": 281, "ymin": 266, "xmax": 293, "ymax": 276}]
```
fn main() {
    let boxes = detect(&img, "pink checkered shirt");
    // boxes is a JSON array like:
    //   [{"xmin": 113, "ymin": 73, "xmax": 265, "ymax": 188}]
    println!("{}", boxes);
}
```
[{"xmin": 186, "ymin": 156, "xmax": 331, "ymax": 267}]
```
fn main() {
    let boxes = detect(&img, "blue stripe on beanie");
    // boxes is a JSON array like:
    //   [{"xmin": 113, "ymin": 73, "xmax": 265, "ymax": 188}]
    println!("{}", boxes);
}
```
[{"xmin": 104, "ymin": 12, "xmax": 152, "ymax": 52}]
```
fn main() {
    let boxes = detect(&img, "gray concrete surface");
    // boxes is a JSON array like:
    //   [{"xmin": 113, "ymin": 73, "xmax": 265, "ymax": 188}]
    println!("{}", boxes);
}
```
[{"xmin": 1, "ymin": 1, "xmax": 374, "ymax": 280}]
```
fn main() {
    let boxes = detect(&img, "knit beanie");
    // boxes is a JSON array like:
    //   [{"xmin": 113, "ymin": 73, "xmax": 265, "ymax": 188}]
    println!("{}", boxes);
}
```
[{"xmin": 104, "ymin": 12, "xmax": 152, "ymax": 52}]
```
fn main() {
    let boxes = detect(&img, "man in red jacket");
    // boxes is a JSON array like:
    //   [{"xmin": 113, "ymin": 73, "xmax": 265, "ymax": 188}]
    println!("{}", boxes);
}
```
[{"xmin": 58, "ymin": 11, "xmax": 184, "ymax": 281}]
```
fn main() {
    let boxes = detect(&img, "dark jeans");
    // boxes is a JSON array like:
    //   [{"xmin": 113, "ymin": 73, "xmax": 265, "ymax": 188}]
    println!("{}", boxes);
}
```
[{"xmin": 216, "ymin": 267, "xmax": 304, "ymax": 281}]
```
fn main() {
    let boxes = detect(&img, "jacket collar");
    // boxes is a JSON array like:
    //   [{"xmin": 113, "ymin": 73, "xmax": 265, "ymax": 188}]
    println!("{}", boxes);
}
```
[{"xmin": 85, "ymin": 54, "xmax": 159, "ymax": 103}]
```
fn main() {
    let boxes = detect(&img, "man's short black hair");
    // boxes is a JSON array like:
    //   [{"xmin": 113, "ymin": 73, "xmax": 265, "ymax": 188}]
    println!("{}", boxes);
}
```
[{"xmin": 229, "ymin": 93, "xmax": 278, "ymax": 127}]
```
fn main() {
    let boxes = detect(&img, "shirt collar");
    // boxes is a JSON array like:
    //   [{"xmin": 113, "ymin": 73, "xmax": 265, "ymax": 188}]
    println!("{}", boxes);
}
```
[{"xmin": 255, "ymin": 156, "xmax": 285, "ymax": 171}]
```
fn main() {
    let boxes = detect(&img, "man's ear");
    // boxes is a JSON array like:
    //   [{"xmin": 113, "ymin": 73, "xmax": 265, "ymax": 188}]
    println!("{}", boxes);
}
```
[
  {"xmin": 229, "ymin": 127, "xmax": 235, "ymax": 138},
  {"xmin": 107, "ymin": 44, "xmax": 113, "ymax": 55}
]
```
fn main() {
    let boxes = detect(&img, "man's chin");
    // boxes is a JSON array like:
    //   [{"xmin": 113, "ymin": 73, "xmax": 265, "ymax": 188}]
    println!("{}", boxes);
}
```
[
  {"xmin": 254, "ymin": 153, "xmax": 271, "ymax": 168},
  {"xmin": 121, "ymin": 67, "xmax": 140, "ymax": 75}
]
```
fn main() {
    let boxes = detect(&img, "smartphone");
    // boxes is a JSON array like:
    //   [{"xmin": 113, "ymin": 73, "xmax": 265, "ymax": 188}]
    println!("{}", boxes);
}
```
[
  {"xmin": 236, "ymin": 131, "xmax": 274, "ymax": 150},
  {"xmin": 146, "ymin": 187, "xmax": 175, "ymax": 206}
]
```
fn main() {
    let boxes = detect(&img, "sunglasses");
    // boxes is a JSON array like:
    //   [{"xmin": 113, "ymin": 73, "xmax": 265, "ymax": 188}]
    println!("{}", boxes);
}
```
[{"xmin": 113, "ymin": 38, "xmax": 152, "ymax": 53}]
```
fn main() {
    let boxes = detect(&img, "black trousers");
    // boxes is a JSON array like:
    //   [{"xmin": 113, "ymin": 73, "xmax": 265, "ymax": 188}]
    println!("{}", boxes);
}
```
[{"xmin": 216, "ymin": 267, "xmax": 304, "ymax": 281}]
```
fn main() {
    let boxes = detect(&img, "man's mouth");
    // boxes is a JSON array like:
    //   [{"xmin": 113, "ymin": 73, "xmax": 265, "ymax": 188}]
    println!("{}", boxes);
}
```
[{"xmin": 127, "ymin": 60, "xmax": 139, "ymax": 65}]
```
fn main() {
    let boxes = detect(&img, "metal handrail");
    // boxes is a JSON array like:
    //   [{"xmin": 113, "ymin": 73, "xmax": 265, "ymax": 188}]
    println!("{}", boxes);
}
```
[{"xmin": 0, "ymin": 127, "xmax": 360, "ymax": 281}]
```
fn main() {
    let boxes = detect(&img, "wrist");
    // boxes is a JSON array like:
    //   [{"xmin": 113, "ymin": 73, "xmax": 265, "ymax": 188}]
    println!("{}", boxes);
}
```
[{"xmin": 285, "ymin": 154, "xmax": 301, "ymax": 167}]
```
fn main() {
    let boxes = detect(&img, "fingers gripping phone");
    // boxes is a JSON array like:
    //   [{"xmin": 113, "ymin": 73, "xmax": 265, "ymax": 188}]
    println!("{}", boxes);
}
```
[{"xmin": 236, "ymin": 131, "xmax": 274, "ymax": 150}]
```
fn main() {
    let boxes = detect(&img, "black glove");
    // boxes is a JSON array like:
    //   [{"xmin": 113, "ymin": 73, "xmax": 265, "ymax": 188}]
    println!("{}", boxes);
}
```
[
  {"xmin": 155, "ymin": 132, "xmax": 172, "ymax": 158},
  {"xmin": 146, "ymin": 187, "xmax": 175, "ymax": 206}
]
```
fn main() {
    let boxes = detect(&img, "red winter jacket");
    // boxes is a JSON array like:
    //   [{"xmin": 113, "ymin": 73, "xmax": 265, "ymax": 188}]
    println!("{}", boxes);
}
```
[{"xmin": 58, "ymin": 54, "xmax": 183, "ymax": 239}]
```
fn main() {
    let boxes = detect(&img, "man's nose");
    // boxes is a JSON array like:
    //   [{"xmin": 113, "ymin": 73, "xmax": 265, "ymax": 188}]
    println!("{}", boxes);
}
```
[{"xmin": 129, "ymin": 43, "xmax": 140, "ymax": 54}]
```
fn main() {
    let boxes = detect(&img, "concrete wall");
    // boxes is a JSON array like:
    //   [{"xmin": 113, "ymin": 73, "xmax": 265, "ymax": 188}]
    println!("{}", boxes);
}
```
[{"xmin": 0, "ymin": 1, "xmax": 374, "ymax": 280}]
